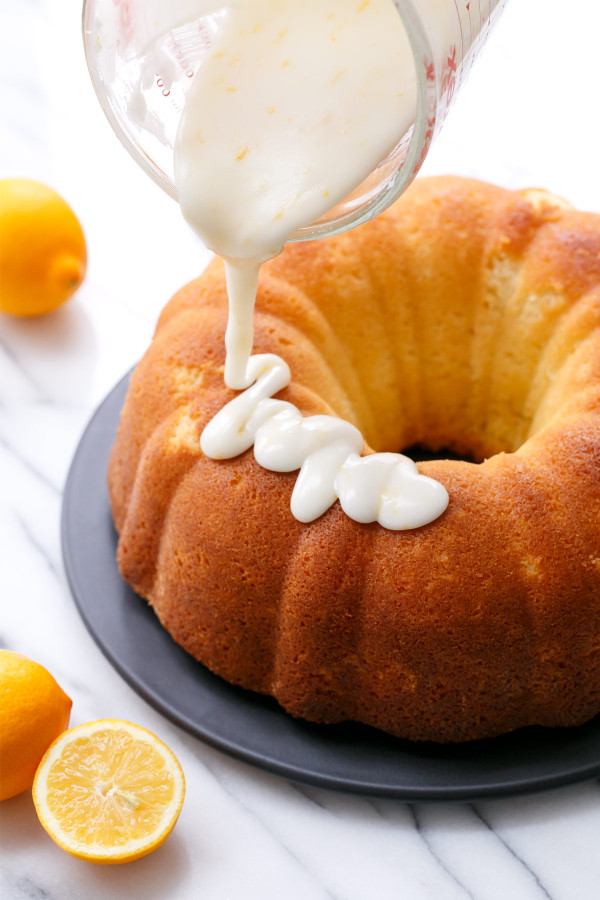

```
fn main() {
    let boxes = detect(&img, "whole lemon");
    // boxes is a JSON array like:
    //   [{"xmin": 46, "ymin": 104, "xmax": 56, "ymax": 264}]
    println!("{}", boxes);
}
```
[
  {"xmin": 0, "ymin": 179, "xmax": 87, "ymax": 317},
  {"xmin": 0, "ymin": 650, "xmax": 72, "ymax": 801}
]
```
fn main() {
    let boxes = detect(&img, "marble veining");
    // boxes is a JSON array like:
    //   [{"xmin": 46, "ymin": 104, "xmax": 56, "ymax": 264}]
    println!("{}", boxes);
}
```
[
  {"xmin": 407, "ymin": 803, "xmax": 479, "ymax": 900},
  {"xmin": 468, "ymin": 805, "xmax": 554, "ymax": 900},
  {"xmin": 2, "ymin": 1, "xmax": 600, "ymax": 898}
]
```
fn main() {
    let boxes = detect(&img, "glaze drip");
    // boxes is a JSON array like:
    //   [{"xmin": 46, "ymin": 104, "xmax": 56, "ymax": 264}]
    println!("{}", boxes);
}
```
[
  {"xmin": 175, "ymin": 0, "xmax": 450, "ymax": 530},
  {"xmin": 200, "ymin": 353, "xmax": 449, "ymax": 529}
]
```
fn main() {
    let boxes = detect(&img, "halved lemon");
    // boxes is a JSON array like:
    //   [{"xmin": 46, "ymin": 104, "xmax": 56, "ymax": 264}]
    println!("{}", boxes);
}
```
[{"xmin": 32, "ymin": 719, "xmax": 185, "ymax": 864}]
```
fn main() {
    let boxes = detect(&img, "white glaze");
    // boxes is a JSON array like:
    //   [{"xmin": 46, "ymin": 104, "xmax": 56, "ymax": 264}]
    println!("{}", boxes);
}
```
[
  {"xmin": 174, "ymin": 0, "xmax": 415, "ymax": 264},
  {"xmin": 201, "ymin": 354, "xmax": 449, "ymax": 529},
  {"xmin": 223, "ymin": 259, "xmax": 261, "ymax": 390},
  {"xmin": 175, "ymin": 0, "xmax": 449, "ymax": 529},
  {"xmin": 174, "ymin": 0, "xmax": 416, "ymax": 390}
]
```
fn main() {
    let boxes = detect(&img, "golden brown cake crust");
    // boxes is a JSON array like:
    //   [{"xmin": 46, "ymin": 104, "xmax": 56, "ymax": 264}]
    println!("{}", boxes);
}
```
[{"xmin": 108, "ymin": 176, "xmax": 600, "ymax": 742}]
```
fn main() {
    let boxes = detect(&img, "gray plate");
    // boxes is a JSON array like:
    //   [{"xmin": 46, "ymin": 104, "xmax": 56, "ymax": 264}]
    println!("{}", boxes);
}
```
[{"xmin": 61, "ymin": 373, "xmax": 600, "ymax": 800}]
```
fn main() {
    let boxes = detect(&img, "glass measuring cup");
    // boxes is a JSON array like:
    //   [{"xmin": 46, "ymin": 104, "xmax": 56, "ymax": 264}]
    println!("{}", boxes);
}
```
[{"xmin": 83, "ymin": 0, "xmax": 506, "ymax": 241}]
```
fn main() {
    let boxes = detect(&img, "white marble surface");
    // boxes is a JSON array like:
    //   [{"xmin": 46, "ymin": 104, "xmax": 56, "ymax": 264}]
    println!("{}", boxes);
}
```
[{"xmin": 2, "ymin": 1, "xmax": 600, "ymax": 897}]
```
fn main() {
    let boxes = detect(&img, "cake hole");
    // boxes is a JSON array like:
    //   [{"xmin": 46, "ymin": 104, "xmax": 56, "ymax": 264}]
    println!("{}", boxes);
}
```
[{"xmin": 402, "ymin": 444, "xmax": 481, "ymax": 465}]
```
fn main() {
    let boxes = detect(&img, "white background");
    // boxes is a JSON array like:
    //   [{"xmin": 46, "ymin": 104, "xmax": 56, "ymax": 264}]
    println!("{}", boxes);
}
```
[{"xmin": 2, "ymin": 1, "xmax": 600, "ymax": 898}]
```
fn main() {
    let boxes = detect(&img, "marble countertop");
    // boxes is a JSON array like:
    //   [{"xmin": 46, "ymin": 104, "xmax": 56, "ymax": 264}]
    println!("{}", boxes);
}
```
[{"xmin": 2, "ymin": 1, "xmax": 600, "ymax": 898}]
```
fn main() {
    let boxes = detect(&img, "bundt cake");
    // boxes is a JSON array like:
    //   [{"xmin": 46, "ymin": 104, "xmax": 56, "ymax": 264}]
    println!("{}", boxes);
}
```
[{"xmin": 108, "ymin": 175, "xmax": 600, "ymax": 743}]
